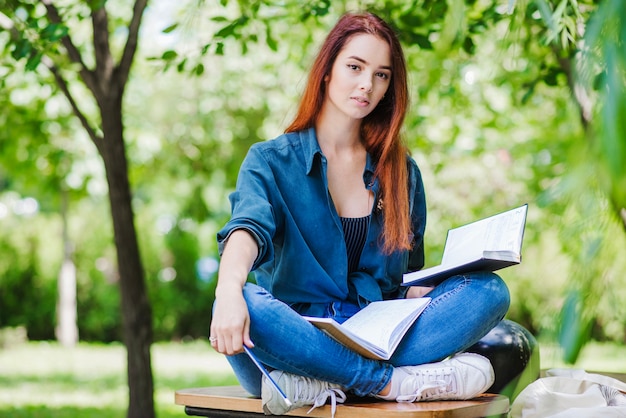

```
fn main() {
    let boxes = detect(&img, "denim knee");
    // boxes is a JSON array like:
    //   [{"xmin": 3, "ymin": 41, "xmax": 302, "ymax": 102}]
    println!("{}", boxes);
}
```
[{"xmin": 480, "ymin": 272, "xmax": 511, "ymax": 320}]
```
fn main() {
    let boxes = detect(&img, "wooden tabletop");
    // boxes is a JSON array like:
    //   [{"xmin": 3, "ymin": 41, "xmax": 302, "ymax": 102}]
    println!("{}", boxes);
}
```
[{"xmin": 175, "ymin": 386, "xmax": 510, "ymax": 418}]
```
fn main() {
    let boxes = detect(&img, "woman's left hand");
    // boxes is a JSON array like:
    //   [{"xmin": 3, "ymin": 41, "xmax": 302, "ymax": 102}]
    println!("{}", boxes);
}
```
[{"xmin": 406, "ymin": 286, "xmax": 434, "ymax": 298}]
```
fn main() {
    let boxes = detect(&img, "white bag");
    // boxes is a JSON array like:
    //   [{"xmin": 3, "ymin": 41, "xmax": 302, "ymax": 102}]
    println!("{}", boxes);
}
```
[{"xmin": 510, "ymin": 369, "xmax": 626, "ymax": 417}]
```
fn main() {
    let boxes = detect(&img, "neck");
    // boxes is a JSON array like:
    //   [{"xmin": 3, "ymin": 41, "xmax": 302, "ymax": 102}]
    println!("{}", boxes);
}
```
[{"xmin": 316, "ymin": 105, "xmax": 363, "ymax": 156}]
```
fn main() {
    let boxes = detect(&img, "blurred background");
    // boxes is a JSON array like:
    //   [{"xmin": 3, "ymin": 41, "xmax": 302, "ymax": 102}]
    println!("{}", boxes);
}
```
[{"xmin": 0, "ymin": 0, "xmax": 624, "ymax": 417}]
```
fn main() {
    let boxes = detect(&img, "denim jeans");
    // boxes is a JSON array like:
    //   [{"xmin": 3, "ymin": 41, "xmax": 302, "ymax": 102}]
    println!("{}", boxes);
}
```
[{"xmin": 223, "ymin": 271, "xmax": 510, "ymax": 398}]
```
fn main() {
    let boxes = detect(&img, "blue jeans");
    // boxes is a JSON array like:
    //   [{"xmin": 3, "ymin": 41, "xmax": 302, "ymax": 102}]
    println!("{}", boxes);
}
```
[{"xmin": 224, "ymin": 271, "xmax": 510, "ymax": 397}]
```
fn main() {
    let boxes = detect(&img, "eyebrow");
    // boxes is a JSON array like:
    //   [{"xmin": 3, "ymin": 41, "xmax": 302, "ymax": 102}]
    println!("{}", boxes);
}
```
[{"xmin": 347, "ymin": 55, "xmax": 392, "ymax": 71}]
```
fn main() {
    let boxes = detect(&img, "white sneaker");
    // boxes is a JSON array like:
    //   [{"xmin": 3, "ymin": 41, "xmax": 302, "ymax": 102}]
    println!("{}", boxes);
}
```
[
  {"xmin": 395, "ymin": 353, "xmax": 494, "ymax": 402},
  {"xmin": 261, "ymin": 370, "xmax": 346, "ymax": 416}
]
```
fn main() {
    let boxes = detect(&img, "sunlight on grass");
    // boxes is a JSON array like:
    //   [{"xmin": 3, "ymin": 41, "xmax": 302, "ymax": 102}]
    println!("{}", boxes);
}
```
[
  {"xmin": 539, "ymin": 340, "xmax": 626, "ymax": 373},
  {"xmin": 0, "ymin": 340, "xmax": 237, "ymax": 418}
]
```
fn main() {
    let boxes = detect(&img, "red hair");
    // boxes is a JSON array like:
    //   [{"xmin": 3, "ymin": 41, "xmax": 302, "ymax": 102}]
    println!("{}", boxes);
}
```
[{"xmin": 286, "ymin": 12, "xmax": 411, "ymax": 254}]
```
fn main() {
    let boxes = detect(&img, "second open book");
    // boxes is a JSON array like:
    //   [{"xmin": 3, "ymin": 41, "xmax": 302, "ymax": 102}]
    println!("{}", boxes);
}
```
[
  {"xmin": 403, "ymin": 204, "xmax": 528, "ymax": 287},
  {"xmin": 304, "ymin": 297, "xmax": 430, "ymax": 360}
]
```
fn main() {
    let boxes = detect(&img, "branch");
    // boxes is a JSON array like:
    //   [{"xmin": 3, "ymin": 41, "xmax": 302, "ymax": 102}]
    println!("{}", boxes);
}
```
[
  {"xmin": 42, "ymin": 55, "xmax": 105, "ymax": 155},
  {"xmin": 116, "ymin": 0, "xmax": 148, "ymax": 89},
  {"xmin": 553, "ymin": 46, "xmax": 592, "ymax": 131},
  {"xmin": 40, "ymin": 0, "xmax": 99, "ymax": 95}
]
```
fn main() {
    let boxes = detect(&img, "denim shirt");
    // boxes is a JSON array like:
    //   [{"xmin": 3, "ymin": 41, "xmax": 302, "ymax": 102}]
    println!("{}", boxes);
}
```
[{"xmin": 217, "ymin": 127, "xmax": 426, "ymax": 316}]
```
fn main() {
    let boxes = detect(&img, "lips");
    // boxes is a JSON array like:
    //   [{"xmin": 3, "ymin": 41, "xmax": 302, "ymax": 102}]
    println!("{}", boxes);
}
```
[{"xmin": 352, "ymin": 96, "xmax": 370, "ymax": 106}]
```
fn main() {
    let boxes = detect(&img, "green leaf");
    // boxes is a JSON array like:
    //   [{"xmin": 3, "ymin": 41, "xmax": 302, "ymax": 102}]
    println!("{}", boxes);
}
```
[
  {"xmin": 559, "ymin": 290, "xmax": 593, "ymax": 364},
  {"xmin": 214, "ymin": 22, "xmax": 236, "ymax": 39},
  {"xmin": 11, "ymin": 38, "xmax": 32, "ymax": 60},
  {"xmin": 266, "ymin": 33, "xmax": 277, "ymax": 51},
  {"xmin": 214, "ymin": 16, "xmax": 249, "ymax": 40},
  {"xmin": 41, "ymin": 23, "xmax": 69, "ymax": 42},
  {"xmin": 25, "ymin": 52, "xmax": 42, "ymax": 71},
  {"xmin": 162, "ymin": 23, "xmax": 179, "ymax": 34},
  {"xmin": 161, "ymin": 50, "xmax": 178, "ymax": 60},
  {"xmin": 309, "ymin": 0, "xmax": 331, "ymax": 17},
  {"xmin": 601, "ymin": 46, "xmax": 626, "ymax": 206},
  {"xmin": 535, "ymin": 0, "xmax": 559, "ymax": 44},
  {"xmin": 193, "ymin": 63, "xmax": 204, "ymax": 76},
  {"xmin": 543, "ymin": 67, "xmax": 561, "ymax": 86},
  {"xmin": 462, "ymin": 36, "xmax": 475, "ymax": 54},
  {"xmin": 176, "ymin": 58, "xmax": 187, "ymax": 72},
  {"xmin": 521, "ymin": 83, "xmax": 536, "ymax": 104},
  {"xmin": 215, "ymin": 42, "xmax": 224, "ymax": 55},
  {"xmin": 409, "ymin": 33, "xmax": 433, "ymax": 50}
]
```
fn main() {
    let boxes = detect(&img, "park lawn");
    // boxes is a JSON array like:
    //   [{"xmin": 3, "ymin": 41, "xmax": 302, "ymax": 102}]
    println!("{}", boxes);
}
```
[
  {"xmin": 0, "ymin": 339, "xmax": 624, "ymax": 417},
  {"xmin": 0, "ymin": 340, "xmax": 238, "ymax": 418}
]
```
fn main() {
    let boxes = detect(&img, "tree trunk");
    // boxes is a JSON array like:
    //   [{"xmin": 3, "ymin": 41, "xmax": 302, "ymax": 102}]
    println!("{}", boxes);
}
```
[
  {"xmin": 100, "ymin": 95, "xmax": 155, "ymax": 418},
  {"xmin": 55, "ymin": 189, "xmax": 78, "ymax": 347}
]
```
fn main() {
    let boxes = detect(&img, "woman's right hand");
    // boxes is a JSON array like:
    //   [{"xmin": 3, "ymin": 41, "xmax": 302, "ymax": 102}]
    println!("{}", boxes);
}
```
[
  {"xmin": 210, "ymin": 283, "xmax": 253, "ymax": 355},
  {"xmin": 209, "ymin": 229, "xmax": 259, "ymax": 355}
]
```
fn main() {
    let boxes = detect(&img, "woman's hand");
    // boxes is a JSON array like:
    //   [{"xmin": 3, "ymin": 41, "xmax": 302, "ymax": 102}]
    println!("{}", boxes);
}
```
[
  {"xmin": 209, "ymin": 229, "xmax": 258, "ymax": 355},
  {"xmin": 406, "ymin": 285, "xmax": 434, "ymax": 298},
  {"xmin": 210, "ymin": 283, "xmax": 253, "ymax": 355}
]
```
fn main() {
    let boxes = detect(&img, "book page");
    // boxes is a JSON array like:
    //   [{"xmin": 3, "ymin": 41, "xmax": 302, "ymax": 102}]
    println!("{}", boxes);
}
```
[
  {"xmin": 482, "ymin": 206, "xmax": 526, "ymax": 252},
  {"xmin": 340, "ymin": 298, "xmax": 430, "ymax": 353},
  {"xmin": 306, "ymin": 319, "xmax": 385, "ymax": 359},
  {"xmin": 442, "ymin": 205, "xmax": 527, "ymax": 266}
]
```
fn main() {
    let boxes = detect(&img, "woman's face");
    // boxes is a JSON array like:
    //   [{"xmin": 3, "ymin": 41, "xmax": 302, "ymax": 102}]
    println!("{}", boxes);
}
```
[{"xmin": 324, "ymin": 34, "xmax": 392, "ymax": 122}]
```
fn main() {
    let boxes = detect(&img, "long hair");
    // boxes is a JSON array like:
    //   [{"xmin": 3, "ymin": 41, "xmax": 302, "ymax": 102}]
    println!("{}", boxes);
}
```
[{"xmin": 286, "ymin": 12, "xmax": 411, "ymax": 254}]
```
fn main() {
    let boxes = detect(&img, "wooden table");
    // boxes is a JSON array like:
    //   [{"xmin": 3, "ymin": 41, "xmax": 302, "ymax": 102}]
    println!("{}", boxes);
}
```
[{"xmin": 175, "ymin": 386, "xmax": 510, "ymax": 418}]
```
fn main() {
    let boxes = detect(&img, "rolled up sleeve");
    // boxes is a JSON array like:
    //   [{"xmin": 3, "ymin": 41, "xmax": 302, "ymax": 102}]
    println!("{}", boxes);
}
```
[{"xmin": 217, "ymin": 145, "xmax": 279, "ymax": 270}]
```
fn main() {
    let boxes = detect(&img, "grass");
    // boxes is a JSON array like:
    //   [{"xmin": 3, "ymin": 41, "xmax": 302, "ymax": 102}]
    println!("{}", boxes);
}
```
[
  {"xmin": 0, "ymin": 340, "xmax": 238, "ymax": 418},
  {"xmin": 0, "ymin": 339, "xmax": 624, "ymax": 417},
  {"xmin": 539, "ymin": 340, "xmax": 626, "ymax": 374}
]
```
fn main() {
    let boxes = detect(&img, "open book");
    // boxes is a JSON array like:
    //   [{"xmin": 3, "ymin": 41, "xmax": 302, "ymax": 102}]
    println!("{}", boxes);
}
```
[
  {"xmin": 403, "ymin": 204, "xmax": 528, "ymax": 287},
  {"xmin": 304, "ymin": 297, "xmax": 430, "ymax": 360}
]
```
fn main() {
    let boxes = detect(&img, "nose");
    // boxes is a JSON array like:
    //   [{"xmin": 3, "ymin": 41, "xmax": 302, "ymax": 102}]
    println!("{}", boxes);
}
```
[{"xmin": 360, "ymin": 75, "xmax": 373, "ymax": 93}]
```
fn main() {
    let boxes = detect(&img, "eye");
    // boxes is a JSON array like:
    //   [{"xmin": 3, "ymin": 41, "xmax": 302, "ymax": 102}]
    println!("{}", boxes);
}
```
[
  {"xmin": 347, "ymin": 64, "xmax": 360, "ymax": 71},
  {"xmin": 376, "ymin": 71, "xmax": 390, "ymax": 80}
]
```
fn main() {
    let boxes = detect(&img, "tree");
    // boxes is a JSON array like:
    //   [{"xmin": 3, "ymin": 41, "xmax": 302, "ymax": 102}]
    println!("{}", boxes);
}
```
[
  {"xmin": 511, "ymin": 0, "xmax": 626, "ymax": 224},
  {"xmin": 0, "ymin": 1, "xmax": 154, "ymax": 417},
  {"xmin": 503, "ymin": 0, "xmax": 626, "ymax": 360}
]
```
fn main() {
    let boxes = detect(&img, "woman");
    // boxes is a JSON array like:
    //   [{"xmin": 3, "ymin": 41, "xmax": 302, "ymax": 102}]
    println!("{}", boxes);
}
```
[{"xmin": 210, "ymin": 11, "xmax": 510, "ymax": 416}]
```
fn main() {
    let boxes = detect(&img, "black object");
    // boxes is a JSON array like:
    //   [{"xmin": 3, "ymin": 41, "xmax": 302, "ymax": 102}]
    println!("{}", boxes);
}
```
[
  {"xmin": 186, "ymin": 407, "xmax": 265, "ymax": 417},
  {"xmin": 465, "ymin": 319, "xmax": 540, "ymax": 401}
]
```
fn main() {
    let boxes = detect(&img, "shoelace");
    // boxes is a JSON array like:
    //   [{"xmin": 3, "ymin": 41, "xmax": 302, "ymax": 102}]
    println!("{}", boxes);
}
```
[
  {"xmin": 289, "ymin": 377, "xmax": 346, "ymax": 417},
  {"xmin": 305, "ymin": 387, "xmax": 346, "ymax": 417},
  {"xmin": 397, "ymin": 367, "xmax": 457, "ymax": 403},
  {"xmin": 600, "ymin": 385, "xmax": 626, "ymax": 407}
]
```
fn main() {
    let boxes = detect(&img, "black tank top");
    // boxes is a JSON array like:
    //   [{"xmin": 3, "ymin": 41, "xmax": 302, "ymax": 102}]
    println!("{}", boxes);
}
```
[{"xmin": 340, "ymin": 215, "xmax": 371, "ymax": 274}]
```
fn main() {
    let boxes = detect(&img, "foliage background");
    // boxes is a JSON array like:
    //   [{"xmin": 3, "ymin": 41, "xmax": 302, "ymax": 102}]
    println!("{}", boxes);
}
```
[{"xmin": 1, "ymin": 0, "xmax": 625, "ymax": 354}]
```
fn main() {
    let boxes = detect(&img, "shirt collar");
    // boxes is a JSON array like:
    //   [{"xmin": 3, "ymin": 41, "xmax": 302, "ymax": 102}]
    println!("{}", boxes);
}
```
[
  {"xmin": 302, "ymin": 127, "xmax": 322, "ymax": 176},
  {"xmin": 363, "ymin": 152, "xmax": 376, "ymax": 186}
]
